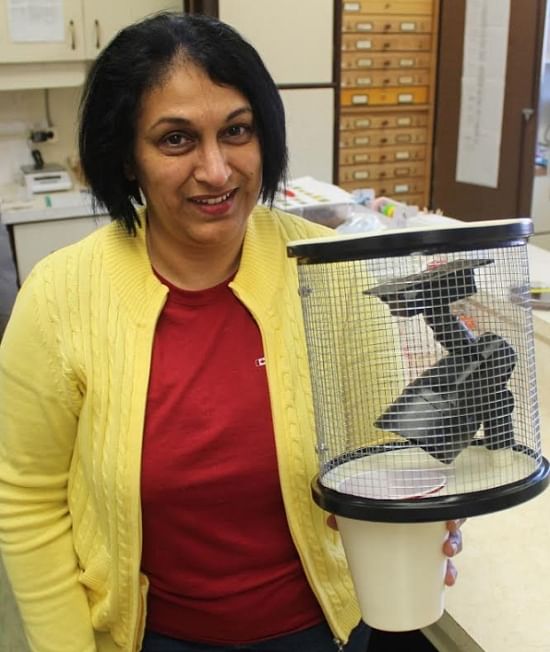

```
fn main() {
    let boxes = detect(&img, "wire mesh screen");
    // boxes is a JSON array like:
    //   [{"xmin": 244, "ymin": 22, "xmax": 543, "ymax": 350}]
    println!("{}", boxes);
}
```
[{"xmin": 296, "ymin": 243, "xmax": 542, "ymax": 505}]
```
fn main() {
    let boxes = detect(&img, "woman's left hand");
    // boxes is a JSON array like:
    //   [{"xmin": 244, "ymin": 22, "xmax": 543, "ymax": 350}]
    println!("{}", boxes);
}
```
[{"xmin": 443, "ymin": 519, "xmax": 466, "ymax": 587}]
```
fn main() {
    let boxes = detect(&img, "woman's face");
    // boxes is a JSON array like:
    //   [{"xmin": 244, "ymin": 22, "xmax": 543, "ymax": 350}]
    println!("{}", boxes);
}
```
[{"xmin": 130, "ymin": 61, "xmax": 262, "ymax": 250}]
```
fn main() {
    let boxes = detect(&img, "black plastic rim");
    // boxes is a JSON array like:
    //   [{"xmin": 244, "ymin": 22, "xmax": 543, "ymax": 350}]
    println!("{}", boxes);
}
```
[
  {"xmin": 312, "ymin": 455, "xmax": 550, "ymax": 523},
  {"xmin": 287, "ymin": 219, "xmax": 533, "ymax": 264}
]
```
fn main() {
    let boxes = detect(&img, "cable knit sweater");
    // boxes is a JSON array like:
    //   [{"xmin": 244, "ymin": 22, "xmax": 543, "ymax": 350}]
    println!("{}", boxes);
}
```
[{"xmin": 0, "ymin": 206, "xmax": 361, "ymax": 652}]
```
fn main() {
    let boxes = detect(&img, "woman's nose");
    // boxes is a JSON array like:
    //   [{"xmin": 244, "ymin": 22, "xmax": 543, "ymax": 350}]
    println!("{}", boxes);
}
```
[{"xmin": 194, "ymin": 141, "xmax": 231, "ymax": 187}]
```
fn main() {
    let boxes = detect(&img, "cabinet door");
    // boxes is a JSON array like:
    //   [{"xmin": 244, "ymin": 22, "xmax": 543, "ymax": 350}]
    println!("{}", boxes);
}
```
[
  {"xmin": 82, "ymin": 0, "xmax": 181, "ymax": 58},
  {"xmin": 0, "ymin": 0, "xmax": 85, "ymax": 63},
  {"xmin": 13, "ymin": 215, "xmax": 110, "ymax": 283},
  {"xmin": 280, "ymin": 88, "xmax": 334, "ymax": 182},
  {"xmin": 218, "ymin": 0, "xmax": 334, "ymax": 84}
]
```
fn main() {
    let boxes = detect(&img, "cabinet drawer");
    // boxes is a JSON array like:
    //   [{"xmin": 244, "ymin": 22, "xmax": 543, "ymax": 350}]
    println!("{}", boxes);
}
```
[
  {"xmin": 341, "ymin": 51, "xmax": 433, "ymax": 70},
  {"xmin": 340, "ymin": 111, "xmax": 429, "ymax": 130},
  {"xmin": 340, "ymin": 126, "xmax": 428, "ymax": 147},
  {"xmin": 342, "ymin": 16, "xmax": 433, "ymax": 33},
  {"xmin": 341, "ymin": 69, "xmax": 431, "ymax": 88},
  {"xmin": 339, "ymin": 161, "xmax": 426, "ymax": 182},
  {"xmin": 341, "ymin": 86, "xmax": 429, "ymax": 106},
  {"xmin": 340, "ymin": 178, "xmax": 426, "ymax": 196},
  {"xmin": 342, "ymin": 33, "xmax": 432, "ymax": 52},
  {"xmin": 342, "ymin": 1, "xmax": 434, "ymax": 15},
  {"xmin": 339, "ymin": 143, "xmax": 427, "ymax": 165}
]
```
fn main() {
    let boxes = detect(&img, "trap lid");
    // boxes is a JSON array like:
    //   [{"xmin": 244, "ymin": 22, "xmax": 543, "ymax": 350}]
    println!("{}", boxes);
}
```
[{"xmin": 287, "ymin": 218, "xmax": 533, "ymax": 263}]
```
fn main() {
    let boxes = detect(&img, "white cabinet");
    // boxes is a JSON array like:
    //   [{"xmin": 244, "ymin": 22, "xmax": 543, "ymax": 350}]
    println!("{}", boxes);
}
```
[
  {"xmin": 280, "ymin": 88, "xmax": 334, "ymax": 183},
  {"xmin": 12, "ymin": 214, "xmax": 110, "ymax": 282},
  {"xmin": 81, "ymin": 0, "xmax": 181, "ymax": 59},
  {"xmin": 0, "ymin": 0, "xmax": 86, "ymax": 63},
  {"xmin": 0, "ymin": 0, "xmax": 180, "ymax": 64},
  {"xmin": 218, "ymin": 0, "xmax": 334, "ymax": 85}
]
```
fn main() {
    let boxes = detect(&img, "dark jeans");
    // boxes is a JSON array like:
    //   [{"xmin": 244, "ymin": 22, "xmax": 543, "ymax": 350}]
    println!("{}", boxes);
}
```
[{"xmin": 141, "ymin": 620, "xmax": 371, "ymax": 652}]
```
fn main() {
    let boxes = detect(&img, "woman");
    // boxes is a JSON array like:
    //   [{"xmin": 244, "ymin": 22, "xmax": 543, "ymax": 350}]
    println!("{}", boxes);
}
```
[{"xmin": 0, "ymin": 13, "xmax": 463, "ymax": 652}]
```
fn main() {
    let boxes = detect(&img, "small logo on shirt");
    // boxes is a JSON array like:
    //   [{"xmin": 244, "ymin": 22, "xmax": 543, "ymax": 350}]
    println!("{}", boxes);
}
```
[{"xmin": 255, "ymin": 357, "xmax": 266, "ymax": 367}]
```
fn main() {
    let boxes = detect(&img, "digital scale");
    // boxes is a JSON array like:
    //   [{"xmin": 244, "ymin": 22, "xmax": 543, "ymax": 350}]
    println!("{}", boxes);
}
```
[{"xmin": 21, "ymin": 163, "xmax": 73, "ymax": 195}]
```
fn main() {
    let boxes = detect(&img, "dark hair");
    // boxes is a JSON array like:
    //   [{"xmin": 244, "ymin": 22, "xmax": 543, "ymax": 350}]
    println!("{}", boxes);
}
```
[{"xmin": 78, "ymin": 12, "xmax": 287, "ymax": 235}]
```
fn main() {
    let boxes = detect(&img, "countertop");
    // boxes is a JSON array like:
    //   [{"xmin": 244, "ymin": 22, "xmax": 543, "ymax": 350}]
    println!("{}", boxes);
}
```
[
  {"xmin": 424, "ymin": 242, "xmax": 550, "ymax": 652},
  {"xmin": 0, "ymin": 185, "xmax": 104, "ymax": 225}
]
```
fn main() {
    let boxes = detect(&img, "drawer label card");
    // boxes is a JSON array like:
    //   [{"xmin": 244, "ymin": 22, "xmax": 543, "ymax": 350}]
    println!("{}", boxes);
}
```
[
  {"xmin": 357, "ymin": 22, "xmax": 373, "ymax": 31},
  {"xmin": 400, "ymin": 22, "xmax": 417, "ymax": 32},
  {"xmin": 357, "ymin": 77, "xmax": 372, "ymax": 86},
  {"xmin": 397, "ymin": 117, "xmax": 413, "ymax": 126},
  {"xmin": 344, "ymin": 2, "xmax": 360, "ymax": 11},
  {"xmin": 357, "ymin": 40, "xmax": 372, "ymax": 49},
  {"xmin": 354, "ymin": 154, "xmax": 370, "ymax": 162},
  {"xmin": 399, "ymin": 76, "xmax": 414, "ymax": 84},
  {"xmin": 395, "ymin": 151, "xmax": 410, "ymax": 160},
  {"xmin": 358, "ymin": 58, "xmax": 373, "ymax": 67},
  {"xmin": 354, "ymin": 137, "xmax": 370, "ymax": 145},
  {"xmin": 394, "ymin": 184, "xmax": 410, "ymax": 193},
  {"xmin": 399, "ymin": 58, "xmax": 415, "ymax": 67},
  {"xmin": 355, "ymin": 119, "xmax": 371, "ymax": 127},
  {"xmin": 398, "ymin": 93, "xmax": 414, "ymax": 103},
  {"xmin": 352, "ymin": 95, "xmax": 369, "ymax": 104},
  {"xmin": 353, "ymin": 171, "xmax": 369, "ymax": 180}
]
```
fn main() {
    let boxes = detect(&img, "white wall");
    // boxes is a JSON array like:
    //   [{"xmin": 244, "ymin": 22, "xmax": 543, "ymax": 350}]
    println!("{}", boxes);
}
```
[{"xmin": 0, "ymin": 86, "xmax": 81, "ymax": 187}]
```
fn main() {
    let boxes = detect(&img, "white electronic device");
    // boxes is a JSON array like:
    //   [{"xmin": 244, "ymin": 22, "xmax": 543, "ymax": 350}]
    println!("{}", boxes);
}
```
[{"xmin": 21, "ymin": 163, "xmax": 73, "ymax": 194}]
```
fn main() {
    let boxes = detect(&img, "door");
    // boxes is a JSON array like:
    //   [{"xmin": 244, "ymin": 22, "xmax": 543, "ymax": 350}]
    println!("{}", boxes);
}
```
[{"xmin": 431, "ymin": 0, "xmax": 546, "ymax": 221}]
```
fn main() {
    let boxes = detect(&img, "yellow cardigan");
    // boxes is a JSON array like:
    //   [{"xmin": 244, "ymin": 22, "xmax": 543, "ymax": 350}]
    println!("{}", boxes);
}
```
[{"xmin": 0, "ymin": 206, "xmax": 361, "ymax": 652}]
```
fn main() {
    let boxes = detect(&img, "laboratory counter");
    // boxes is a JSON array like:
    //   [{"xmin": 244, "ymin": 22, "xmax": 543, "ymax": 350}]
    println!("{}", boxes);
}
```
[{"xmin": 424, "ymin": 242, "xmax": 550, "ymax": 652}]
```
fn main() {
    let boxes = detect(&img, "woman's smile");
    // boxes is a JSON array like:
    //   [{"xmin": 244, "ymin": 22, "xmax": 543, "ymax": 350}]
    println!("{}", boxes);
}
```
[{"xmin": 188, "ymin": 188, "xmax": 239, "ymax": 216}]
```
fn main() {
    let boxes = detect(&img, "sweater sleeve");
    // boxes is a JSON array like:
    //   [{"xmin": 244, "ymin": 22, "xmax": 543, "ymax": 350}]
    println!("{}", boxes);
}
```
[{"xmin": 0, "ymin": 272, "xmax": 96, "ymax": 652}]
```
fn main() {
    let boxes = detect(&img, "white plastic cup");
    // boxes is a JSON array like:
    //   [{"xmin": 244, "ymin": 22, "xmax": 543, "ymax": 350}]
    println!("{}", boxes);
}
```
[{"xmin": 335, "ymin": 517, "xmax": 448, "ymax": 631}]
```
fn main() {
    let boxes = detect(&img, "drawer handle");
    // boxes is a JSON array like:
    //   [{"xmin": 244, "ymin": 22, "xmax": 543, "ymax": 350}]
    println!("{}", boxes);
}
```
[
  {"xmin": 384, "ymin": 24, "xmax": 392, "ymax": 31},
  {"xmin": 69, "ymin": 20, "xmax": 76, "ymax": 50},
  {"xmin": 380, "ymin": 138, "xmax": 388, "ymax": 144},
  {"xmin": 383, "ymin": 42, "xmax": 391, "ymax": 49},
  {"xmin": 381, "ymin": 120, "xmax": 389, "ymax": 126},
  {"xmin": 384, "ymin": 60, "xmax": 391, "ymax": 67},
  {"xmin": 94, "ymin": 19, "xmax": 101, "ymax": 49}
]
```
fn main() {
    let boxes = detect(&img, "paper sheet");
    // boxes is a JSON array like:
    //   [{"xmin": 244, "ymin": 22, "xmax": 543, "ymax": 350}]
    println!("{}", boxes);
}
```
[
  {"xmin": 7, "ymin": 0, "xmax": 64, "ymax": 43},
  {"xmin": 455, "ymin": 0, "xmax": 511, "ymax": 188}
]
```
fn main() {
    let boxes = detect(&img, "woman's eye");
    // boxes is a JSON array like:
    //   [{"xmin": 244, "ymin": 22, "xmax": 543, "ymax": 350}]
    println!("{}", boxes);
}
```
[
  {"xmin": 224, "ymin": 124, "xmax": 254, "ymax": 142},
  {"xmin": 161, "ymin": 132, "xmax": 192, "ymax": 148}
]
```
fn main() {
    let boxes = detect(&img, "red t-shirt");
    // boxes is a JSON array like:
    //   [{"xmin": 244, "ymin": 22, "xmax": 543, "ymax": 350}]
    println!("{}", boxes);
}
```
[{"xmin": 140, "ymin": 273, "xmax": 323, "ymax": 644}]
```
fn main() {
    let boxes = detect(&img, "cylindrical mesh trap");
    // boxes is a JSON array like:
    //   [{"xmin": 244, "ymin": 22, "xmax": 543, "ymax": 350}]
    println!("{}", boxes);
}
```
[{"xmin": 288, "ymin": 219, "xmax": 549, "ymax": 523}]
